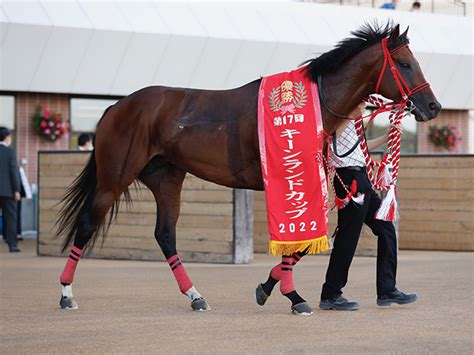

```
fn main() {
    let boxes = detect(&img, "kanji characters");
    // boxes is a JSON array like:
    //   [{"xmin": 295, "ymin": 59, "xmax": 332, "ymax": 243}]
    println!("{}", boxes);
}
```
[
  {"xmin": 281, "ymin": 80, "xmax": 293, "ymax": 91},
  {"xmin": 281, "ymin": 91, "xmax": 294, "ymax": 103},
  {"xmin": 295, "ymin": 114, "xmax": 304, "ymax": 123}
]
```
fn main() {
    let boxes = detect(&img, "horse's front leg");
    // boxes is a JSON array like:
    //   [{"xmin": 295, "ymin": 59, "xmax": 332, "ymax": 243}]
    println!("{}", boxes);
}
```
[{"xmin": 256, "ymin": 252, "xmax": 313, "ymax": 315}]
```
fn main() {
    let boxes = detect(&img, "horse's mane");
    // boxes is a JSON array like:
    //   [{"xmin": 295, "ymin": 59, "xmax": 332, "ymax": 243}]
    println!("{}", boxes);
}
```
[{"xmin": 304, "ymin": 21, "xmax": 409, "ymax": 82}]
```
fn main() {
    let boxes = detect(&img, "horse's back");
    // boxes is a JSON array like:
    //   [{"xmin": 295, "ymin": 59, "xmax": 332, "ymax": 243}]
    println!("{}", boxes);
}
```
[{"xmin": 97, "ymin": 82, "xmax": 264, "ymax": 190}]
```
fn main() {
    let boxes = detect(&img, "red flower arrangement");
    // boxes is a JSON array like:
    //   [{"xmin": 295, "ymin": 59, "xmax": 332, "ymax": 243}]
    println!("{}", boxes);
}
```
[
  {"xmin": 32, "ymin": 106, "xmax": 69, "ymax": 142},
  {"xmin": 428, "ymin": 125, "xmax": 461, "ymax": 151}
]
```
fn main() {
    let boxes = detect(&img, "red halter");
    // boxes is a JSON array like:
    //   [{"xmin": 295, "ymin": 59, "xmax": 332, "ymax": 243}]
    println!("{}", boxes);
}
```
[{"xmin": 375, "ymin": 38, "xmax": 430, "ymax": 102}]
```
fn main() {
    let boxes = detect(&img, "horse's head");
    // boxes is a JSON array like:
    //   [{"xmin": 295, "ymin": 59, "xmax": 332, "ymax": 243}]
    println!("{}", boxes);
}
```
[{"xmin": 376, "ymin": 25, "xmax": 441, "ymax": 122}]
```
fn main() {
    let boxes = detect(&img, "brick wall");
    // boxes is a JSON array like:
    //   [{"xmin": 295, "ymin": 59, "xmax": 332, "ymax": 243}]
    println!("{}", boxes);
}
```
[
  {"xmin": 15, "ymin": 93, "xmax": 70, "ymax": 184},
  {"xmin": 417, "ymin": 110, "xmax": 469, "ymax": 153}
]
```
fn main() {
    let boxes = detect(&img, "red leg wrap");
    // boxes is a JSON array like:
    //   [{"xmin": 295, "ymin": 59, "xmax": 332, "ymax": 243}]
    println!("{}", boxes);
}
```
[
  {"xmin": 270, "ymin": 263, "xmax": 282, "ymax": 280},
  {"xmin": 270, "ymin": 253, "xmax": 303, "ymax": 281},
  {"xmin": 280, "ymin": 256, "xmax": 295, "ymax": 295},
  {"xmin": 167, "ymin": 255, "xmax": 193, "ymax": 294},
  {"xmin": 60, "ymin": 246, "xmax": 83, "ymax": 285}
]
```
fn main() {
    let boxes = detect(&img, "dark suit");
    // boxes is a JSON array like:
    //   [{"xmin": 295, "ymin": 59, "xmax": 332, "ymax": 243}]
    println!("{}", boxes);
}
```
[{"xmin": 0, "ymin": 143, "xmax": 20, "ymax": 248}]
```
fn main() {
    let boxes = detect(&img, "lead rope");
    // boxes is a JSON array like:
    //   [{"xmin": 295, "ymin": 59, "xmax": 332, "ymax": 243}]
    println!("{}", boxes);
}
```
[
  {"xmin": 355, "ymin": 95, "xmax": 405, "ymax": 191},
  {"xmin": 323, "ymin": 94, "xmax": 410, "ymax": 222}
]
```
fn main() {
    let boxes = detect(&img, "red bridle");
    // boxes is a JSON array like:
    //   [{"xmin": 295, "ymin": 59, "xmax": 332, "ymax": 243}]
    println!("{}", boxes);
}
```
[
  {"xmin": 318, "ymin": 37, "xmax": 431, "ymax": 121},
  {"xmin": 375, "ymin": 38, "xmax": 430, "ymax": 103}
]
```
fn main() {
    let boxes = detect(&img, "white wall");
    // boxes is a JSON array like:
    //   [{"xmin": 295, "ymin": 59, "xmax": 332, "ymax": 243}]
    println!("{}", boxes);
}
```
[{"xmin": 0, "ymin": 1, "xmax": 472, "ymax": 110}]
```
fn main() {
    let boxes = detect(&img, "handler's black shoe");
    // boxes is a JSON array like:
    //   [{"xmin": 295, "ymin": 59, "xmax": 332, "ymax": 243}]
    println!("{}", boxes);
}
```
[
  {"xmin": 319, "ymin": 295, "xmax": 359, "ymax": 311},
  {"xmin": 377, "ymin": 289, "xmax": 417, "ymax": 306}
]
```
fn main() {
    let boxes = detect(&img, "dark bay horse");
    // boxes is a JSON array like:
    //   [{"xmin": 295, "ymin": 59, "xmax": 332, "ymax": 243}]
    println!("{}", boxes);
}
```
[{"xmin": 56, "ymin": 23, "xmax": 441, "ymax": 313}]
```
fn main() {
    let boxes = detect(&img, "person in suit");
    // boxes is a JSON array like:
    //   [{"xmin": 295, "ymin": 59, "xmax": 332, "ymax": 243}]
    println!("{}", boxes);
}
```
[{"xmin": 0, "ymin": 127, "xmax": 21, "ymax": 252}]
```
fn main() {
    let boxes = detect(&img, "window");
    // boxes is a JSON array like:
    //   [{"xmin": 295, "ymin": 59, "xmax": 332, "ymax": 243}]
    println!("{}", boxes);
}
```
[
  {"xmin": 364, "ymin": 107, "xmax": 417, "ymax": 153},
  {"xmin": 70, "ymin": 98, "xmax": 118, "ymax": 149},
  {"xmin": 0, "ymin": 95, "xmax": 15, "ymax": 129}
]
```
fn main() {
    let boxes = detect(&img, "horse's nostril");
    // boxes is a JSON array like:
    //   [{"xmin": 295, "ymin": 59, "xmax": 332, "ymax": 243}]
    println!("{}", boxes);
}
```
[{"xmin": 429, "ymin": 102, "xmax": 439, "ymax": 112}]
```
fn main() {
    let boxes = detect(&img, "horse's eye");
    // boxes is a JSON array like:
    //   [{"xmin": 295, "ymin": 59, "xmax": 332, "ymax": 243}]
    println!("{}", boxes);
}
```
[{"xmin": 401, "ymin": 62, "xmax": 411, "ymax": 69}]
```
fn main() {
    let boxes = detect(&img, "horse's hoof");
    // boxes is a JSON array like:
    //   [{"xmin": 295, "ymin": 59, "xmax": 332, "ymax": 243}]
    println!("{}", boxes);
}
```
[
  {"xmin": 256, "ymin": 284, "xmax": 270, "ymax": 306},
  {"xmin": 291, "ymin": 302, "xmax": 313, "ymax": 316},
  {"xmin": 191, "ymin": 298, "xmax": 211, "ymax": 312},
  {"xmin": 60, "ymin": 296, "xmax": 78, "ymax": 310}
]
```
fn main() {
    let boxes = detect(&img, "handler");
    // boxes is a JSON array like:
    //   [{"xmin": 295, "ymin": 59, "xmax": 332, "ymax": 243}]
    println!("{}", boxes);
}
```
[{"xmin": 319, "ymin": 103, "xmax": 417, "ymax": 310}]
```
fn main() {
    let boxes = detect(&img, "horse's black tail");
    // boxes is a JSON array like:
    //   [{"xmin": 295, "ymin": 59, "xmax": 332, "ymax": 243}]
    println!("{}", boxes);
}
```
[{"xmin": 56, "ymin": 152, "xmax": 98, "ymax": 252}]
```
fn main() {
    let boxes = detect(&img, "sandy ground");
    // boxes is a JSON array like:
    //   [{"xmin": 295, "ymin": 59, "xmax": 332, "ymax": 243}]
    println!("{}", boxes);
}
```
[{"xmin": 1, "ymin": 240, "xmax": 473, "ymax": 354}]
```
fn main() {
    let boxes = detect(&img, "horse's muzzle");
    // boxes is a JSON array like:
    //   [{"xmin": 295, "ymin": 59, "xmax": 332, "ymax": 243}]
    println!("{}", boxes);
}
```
[{"xmin": 412, "ymin": 96, "xmax": 442, "ymax": 122}]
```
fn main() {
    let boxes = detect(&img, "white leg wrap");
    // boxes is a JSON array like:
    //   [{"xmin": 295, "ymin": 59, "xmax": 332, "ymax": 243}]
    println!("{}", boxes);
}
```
[
  {"xmin": 185, "ymin": 286, "xmax": 203, "ymax": 301},
  {"xmin": 61, "ymin": 285, "xmax": 73, "ymax": 298}
]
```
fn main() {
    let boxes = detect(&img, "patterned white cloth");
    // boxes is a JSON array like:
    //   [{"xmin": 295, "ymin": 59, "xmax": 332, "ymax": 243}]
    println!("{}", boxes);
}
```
[{"xmin": 330, "ymin": 121, "xmax": 366, "ymax": 168}]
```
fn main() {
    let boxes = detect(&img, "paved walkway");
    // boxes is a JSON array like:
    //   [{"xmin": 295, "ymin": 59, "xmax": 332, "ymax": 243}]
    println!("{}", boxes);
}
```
[{"xmin": 1, "ymin": 240, "xmax": 473, "ymax": 354}]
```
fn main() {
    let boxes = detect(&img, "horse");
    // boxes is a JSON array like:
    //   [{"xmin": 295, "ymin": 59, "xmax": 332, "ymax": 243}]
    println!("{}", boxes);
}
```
[{"xmin": 56, "ymin": 23, "xmax": 441, "ymax": 314}]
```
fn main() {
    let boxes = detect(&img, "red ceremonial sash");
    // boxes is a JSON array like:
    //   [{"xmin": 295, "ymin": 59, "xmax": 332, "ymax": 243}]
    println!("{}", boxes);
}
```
[{"xmin": 258, "ymin": 67, "xmax": 329, "ymax": 255}]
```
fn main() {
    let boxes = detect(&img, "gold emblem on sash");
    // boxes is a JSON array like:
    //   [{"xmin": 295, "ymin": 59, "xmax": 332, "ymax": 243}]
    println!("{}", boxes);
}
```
[{"xmin": 269, "ymin": 81, "xmax": 308, "ymax": 113}]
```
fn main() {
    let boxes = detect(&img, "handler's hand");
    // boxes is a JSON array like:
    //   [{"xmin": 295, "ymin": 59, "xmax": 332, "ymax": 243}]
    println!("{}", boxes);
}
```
[
  {"xmin": 351, "ymin": 102, "xmax": 367, "ymax": 117},
  {"xmin": 14, "ymin": 192, "xmax": 21, "ymax": 202},
  {"xmin": 392, "ymin": 123, "xmax": 404, "ymax": 134}
]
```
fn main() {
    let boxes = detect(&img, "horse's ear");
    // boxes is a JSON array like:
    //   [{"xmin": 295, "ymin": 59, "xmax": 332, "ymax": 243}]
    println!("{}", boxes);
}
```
[
  {"xmin": 389, "ymin": 24, "xmax": 400, "ymax": 42},
  {"xmin": 400, "ymin": 26, "xmax": 409, "ymax": 40}
]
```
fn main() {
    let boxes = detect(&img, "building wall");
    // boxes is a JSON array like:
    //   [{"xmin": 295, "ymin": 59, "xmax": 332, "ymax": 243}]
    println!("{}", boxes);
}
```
[
  {"xmin": 417, "ymin": 110, "xmax": 469, "ymax": 153},
  {"xmin": 15, "ymin": 93, "xmax": 70, "ymax": 184}
]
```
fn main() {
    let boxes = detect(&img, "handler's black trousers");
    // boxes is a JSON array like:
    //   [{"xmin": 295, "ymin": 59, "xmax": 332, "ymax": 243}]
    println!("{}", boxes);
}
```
[{"xmin": 321, "ymin": 167, "xmax": 397, "ymax": 299}]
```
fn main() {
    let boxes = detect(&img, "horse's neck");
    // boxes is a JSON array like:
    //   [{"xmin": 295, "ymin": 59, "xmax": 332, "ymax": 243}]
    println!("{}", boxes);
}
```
[{"xmin": 321, "ymin": 46, "xmax": 381, "ymax": 135}]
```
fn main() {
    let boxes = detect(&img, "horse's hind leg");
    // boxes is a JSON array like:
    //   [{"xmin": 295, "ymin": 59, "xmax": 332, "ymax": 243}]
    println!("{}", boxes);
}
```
[
  {"xmin": 140, "ymin": 162, "xmax": 210, "ymax": 312},
  {"xmin": 58, "ymin": 153, "xmax": 149, "ymax": 309},
  {"xmin": 59, "ymin": 188, "xmax": 124, "ymax": 309},
  {"xmin": 256, "ymin": 251, "xmax": 313, "ymax": 315}
]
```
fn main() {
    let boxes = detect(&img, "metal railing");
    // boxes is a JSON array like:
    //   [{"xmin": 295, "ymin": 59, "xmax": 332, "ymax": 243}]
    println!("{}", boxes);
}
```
[{"xmin": 304, "ymin": 0, "xmax": 471, "ymax": 16}]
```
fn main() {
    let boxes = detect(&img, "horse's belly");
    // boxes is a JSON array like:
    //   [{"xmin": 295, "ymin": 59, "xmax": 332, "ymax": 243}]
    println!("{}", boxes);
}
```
[{"xmin": 167, "ymin": 127, "xmax": 263, "ymax": 190}]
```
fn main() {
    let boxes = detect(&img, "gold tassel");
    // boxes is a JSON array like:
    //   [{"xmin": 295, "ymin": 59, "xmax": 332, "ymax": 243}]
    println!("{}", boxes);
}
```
[{"xmin": 268, "ymin": 236, "xmax": 329, "ymax": 256}]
